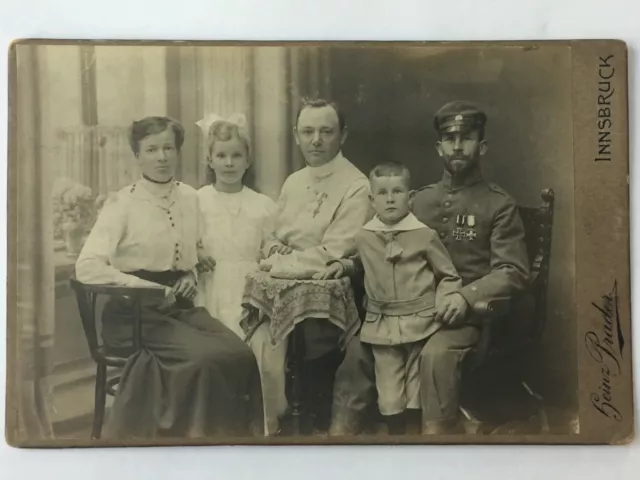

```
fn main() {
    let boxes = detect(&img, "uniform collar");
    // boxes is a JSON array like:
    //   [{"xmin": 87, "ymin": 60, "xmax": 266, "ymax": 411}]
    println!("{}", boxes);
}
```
[
  {"xmin": 441, "ymin": 166, "xmax": 484, "ymax": 191},
  {"xmin": 363, "ymin": 212, "xmax": 426, "ymax": 232},
  {"xmin": 308, "ymin": 151, "xmax": 345, "ymax": 180}
]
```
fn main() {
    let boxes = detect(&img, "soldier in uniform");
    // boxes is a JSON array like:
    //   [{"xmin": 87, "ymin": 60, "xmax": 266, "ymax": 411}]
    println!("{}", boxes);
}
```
[{"xmin": 329, "ymin": 100, "xmax": 530, "ymax": 435}]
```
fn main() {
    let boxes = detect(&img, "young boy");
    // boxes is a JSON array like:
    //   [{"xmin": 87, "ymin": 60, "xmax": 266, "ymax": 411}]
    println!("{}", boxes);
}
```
[{"xmin": 316, "ymin": 162, "xmax": 462, "ymax": 434}]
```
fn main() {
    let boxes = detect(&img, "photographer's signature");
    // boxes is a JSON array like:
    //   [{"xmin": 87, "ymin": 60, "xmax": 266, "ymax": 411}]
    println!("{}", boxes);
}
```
[{"xmin": 585, "ymin": 280, "xmax": 625, "ymax": 421}]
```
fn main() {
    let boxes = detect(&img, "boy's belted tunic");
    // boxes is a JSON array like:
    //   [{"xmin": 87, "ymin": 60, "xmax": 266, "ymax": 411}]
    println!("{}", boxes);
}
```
[
  {"xmin": 346, "ymin": 213, "xmax": 461, "ymax": 416},
  {"xmin": 349, "ymin": 213, "xmax": 461, "ymax": 345}
]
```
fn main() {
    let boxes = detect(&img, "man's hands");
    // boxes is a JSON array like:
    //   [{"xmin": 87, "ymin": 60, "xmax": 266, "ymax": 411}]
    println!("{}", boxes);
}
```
[
  {"xmin": 261, "ymin": 243, "xmax": 294, "ymax": 271},
  {"xmin": 259, "ymin": 256, "xmax": 275, "ymax": 272},
  {"xmin": 270, "ymin": 244, "xmax": 293, "ymax": 256},
  {"xmin": 312, "ymin": 262, "xmax": 345, "ymax": 280},
  {"xmin": 434, "ymin": 293, "xmax": 469, "ymax": 326}
]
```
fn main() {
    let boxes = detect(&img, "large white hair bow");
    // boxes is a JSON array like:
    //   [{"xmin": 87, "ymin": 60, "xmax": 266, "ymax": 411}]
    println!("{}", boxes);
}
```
[{"xmin": 195, "ymin": 113, "xmax": 248, "ymax": 136}]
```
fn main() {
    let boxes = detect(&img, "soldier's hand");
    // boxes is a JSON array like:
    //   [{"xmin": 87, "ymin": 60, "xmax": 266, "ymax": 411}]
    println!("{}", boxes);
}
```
[{"xmin": 435, "ymin": 293, "xmax": 469, "ymax": 326}]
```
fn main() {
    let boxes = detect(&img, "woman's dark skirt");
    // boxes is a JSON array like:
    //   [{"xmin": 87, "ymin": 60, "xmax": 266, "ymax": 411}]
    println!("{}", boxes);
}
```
[{"xmin": 102, "ymin": 270, "xmax": 264, "ymax": 439}]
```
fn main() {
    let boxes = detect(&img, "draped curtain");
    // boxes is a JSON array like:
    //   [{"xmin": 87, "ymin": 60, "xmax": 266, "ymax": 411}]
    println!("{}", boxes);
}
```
[{"xmin": 9, "ymin": 44, "xmax": 55, "ymax": 442}]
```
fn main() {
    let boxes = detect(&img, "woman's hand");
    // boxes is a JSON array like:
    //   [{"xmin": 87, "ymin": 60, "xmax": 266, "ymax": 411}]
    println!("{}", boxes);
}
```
[
  {"xmin": 312, "ymin": 262, "xmax": 345, "ymax": 280},
  {"xmin": 158, "ymin": 286, "xmax": 178, "ymax": 311},
  {"xmin": 172, "ymin": 271, "xmax": 198, "ymax": 300}
]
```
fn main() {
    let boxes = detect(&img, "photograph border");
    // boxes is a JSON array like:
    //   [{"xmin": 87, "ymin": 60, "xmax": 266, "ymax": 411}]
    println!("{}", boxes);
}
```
[{"xmin": 5, "ymin": 38, "xmax": 633, "ymax": 447}]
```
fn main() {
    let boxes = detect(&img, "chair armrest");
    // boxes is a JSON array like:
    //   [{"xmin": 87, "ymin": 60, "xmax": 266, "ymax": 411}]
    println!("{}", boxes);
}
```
[
  {"xmin": 69, "ymin": 278, "xmax": 166, "ymax": 354},
  {"xmin": 69, "ymin": 278, "xmax": 165, "ymax": 299},
  {"xmin": 472, "ymin": 298, "xmax": 511, "ymax": 319},
  {"xmin": 466, "ymin": 299, "xmax": 512, "ymax": 373}
]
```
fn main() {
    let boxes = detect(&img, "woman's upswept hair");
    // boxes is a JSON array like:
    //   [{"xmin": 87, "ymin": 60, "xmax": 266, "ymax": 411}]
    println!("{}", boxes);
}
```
[{"xmin": 128, "ymin": 116, "xmax": 185, "ymax": 155}]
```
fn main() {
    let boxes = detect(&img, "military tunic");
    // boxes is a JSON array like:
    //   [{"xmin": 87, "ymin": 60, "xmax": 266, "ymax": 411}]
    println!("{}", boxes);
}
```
[
  {"xmin": 409, "ymin": 166, "xmax": 530, "ymax": 428},
  {"xmin": 412, "ymin": 167, "xmax": 530, "ymax": 306}
]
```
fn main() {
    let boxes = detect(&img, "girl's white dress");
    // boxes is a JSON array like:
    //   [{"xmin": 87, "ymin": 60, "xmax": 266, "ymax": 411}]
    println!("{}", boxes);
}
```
[{"xmin": 195, "ymin": 185, "xmax": 277, "ymax": 339}]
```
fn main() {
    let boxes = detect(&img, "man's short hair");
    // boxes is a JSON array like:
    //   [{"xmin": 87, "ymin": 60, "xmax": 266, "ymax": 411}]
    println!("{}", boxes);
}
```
[
  {"xmin": 369, "ymin": 162, "xmax": 411, "ymax": 188},
  {"xmin": 295, "ymin": 97, "xmax": 346, "ymax": 132}
]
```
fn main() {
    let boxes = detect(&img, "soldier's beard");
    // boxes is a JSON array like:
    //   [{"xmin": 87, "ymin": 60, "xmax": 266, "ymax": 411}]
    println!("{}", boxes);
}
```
[{"xmin": 444, "ymin": 155, "xmax": 479, "ymax": 178}]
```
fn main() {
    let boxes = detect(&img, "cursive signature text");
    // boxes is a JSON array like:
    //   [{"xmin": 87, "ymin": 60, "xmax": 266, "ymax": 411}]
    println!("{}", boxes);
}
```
[{"xmin": 585, "ymin": 280, "xmax": 624, "ymax": 421}]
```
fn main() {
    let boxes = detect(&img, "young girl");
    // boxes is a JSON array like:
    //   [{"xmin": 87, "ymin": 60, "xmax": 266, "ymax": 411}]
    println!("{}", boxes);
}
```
[{"xmin": 194, "ymin": 114, "xmax": 277, "ymax": 339}]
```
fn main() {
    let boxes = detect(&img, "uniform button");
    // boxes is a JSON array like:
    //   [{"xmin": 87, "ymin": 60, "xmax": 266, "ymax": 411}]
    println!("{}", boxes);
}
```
[
  {"xmin": 442, "ymin": 216, "xmax": 449, "ymax": 223},
  {"xmin": 444, "ymin": 201, "xmax": 451, "ymax": 208},
  {"xmin": 439, "ymin": 231, "xmax": 446, "ymax": 238},
  {"xmin": 172, "ymin": 223, "xmax": 175, "ymax": 227}
]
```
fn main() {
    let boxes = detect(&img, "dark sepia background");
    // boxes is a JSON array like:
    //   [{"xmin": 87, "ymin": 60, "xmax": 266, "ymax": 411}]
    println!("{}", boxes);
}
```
[{"xmin": 13, "ymin": 43, "xmax": 575, "ymax": 439}]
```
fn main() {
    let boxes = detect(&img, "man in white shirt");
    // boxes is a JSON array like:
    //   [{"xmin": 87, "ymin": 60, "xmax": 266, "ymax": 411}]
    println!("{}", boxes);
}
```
[{"xmin": 250, "ymin": 98, "xmax": 371, "ymax": 435}]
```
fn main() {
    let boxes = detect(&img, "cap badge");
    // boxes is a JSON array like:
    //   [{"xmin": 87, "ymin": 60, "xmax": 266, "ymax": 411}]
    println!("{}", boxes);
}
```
[{"xmin": 454, "ymin": 114, "xmax": 463, "ymax": 121}]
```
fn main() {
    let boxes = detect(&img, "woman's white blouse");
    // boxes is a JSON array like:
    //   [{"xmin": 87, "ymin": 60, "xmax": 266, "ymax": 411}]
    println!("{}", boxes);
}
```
[{"xmin": 76, "ymin": 178, "xmax": 201, "ymax": 289}]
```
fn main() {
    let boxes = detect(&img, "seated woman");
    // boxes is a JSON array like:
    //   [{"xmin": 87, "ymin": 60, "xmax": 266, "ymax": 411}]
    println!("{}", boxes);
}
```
[{"xmin": 75, "ymin": 116, "xmax": 264, "ymax": 439}]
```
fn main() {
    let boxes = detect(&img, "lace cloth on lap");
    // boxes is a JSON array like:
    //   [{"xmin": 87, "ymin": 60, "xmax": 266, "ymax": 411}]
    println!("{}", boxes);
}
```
[{"xmin": 240, "ymin": 271, "xmax": 360, "ymax": 348}]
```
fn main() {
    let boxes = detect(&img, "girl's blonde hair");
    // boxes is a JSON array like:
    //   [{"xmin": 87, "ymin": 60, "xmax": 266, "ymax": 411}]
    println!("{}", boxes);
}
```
[{"xmin": 206, "ymin": 120, "xmax": 252, "ymax": 184}]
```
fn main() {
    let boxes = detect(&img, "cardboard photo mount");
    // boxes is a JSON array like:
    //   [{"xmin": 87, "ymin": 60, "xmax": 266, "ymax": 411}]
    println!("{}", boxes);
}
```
[{"xmin": 5, "ymin": 39, "xmax": 634, "ymax": 447}]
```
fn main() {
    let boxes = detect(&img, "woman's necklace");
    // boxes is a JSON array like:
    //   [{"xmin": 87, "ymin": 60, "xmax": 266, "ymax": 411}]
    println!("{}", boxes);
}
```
[{"xmin": 215, "ymin": 186, "xmax": 243, "ymax": 218}]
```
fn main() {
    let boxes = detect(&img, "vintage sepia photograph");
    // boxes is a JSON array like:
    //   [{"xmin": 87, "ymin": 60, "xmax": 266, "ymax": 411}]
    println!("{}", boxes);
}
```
[{"xmin": 5, "ymin": 41, "xmax": 632, "ymax": 446}]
